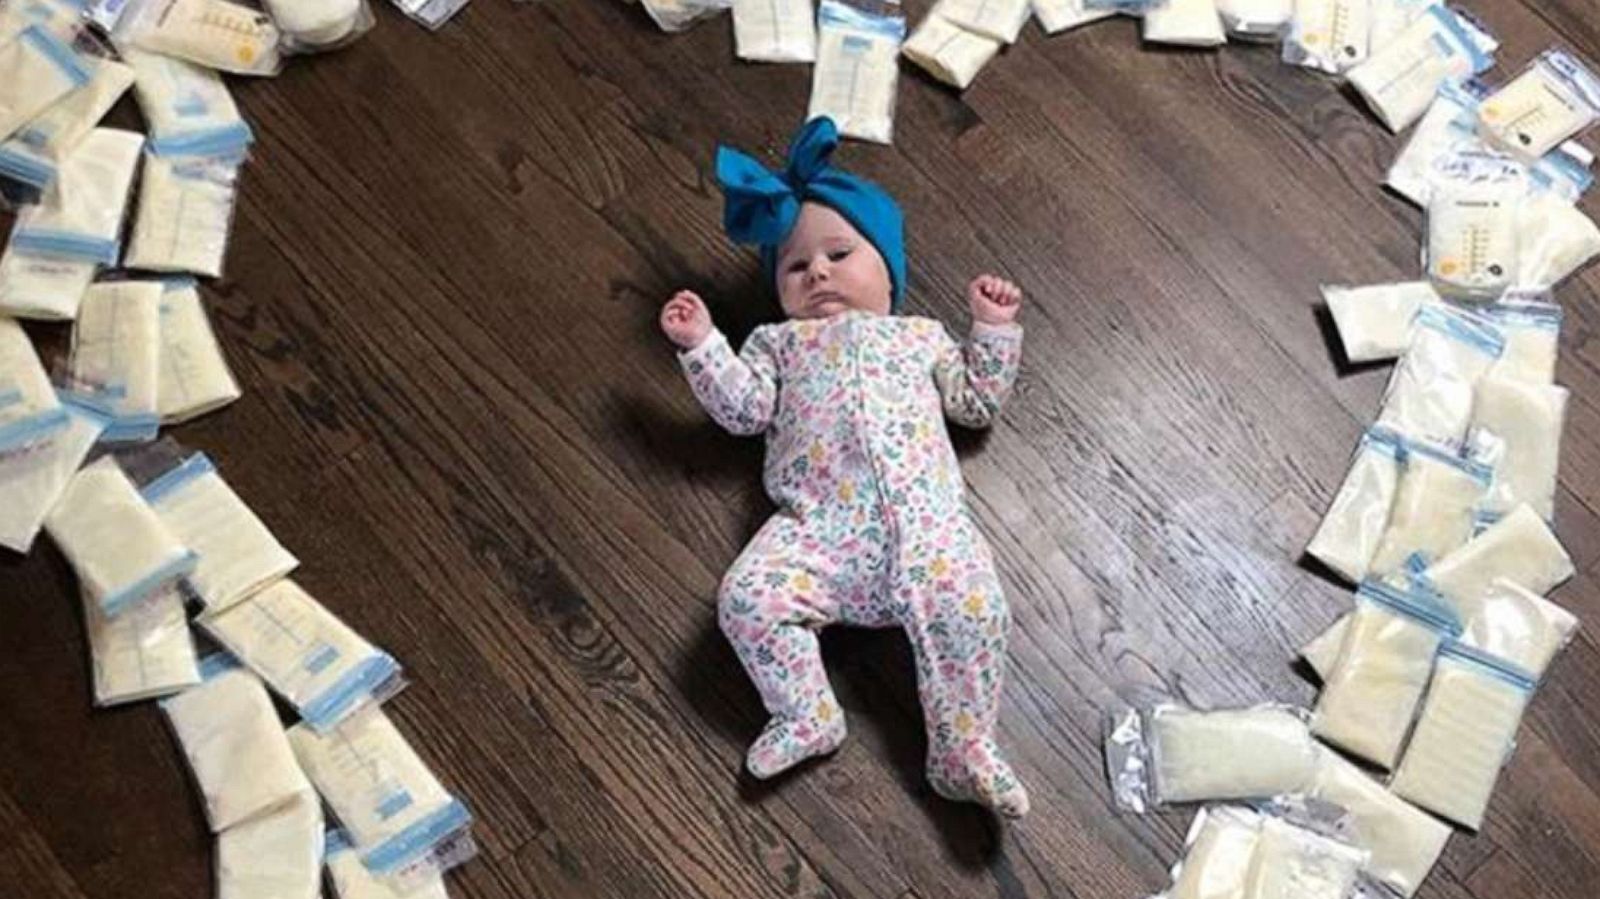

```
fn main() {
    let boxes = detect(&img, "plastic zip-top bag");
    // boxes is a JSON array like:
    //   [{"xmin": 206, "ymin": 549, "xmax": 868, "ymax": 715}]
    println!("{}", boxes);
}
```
[
  {"xmin": 1388, "ymin": 642, "xmax": 1536, "ymax": 829},
  {"xmin": 1373, "ymin": 304, "xmax": 1503, "ymax": 447},
  {"xmin": 1479, "ymin": 48, "xmax": 1600, "ymax": 162},
  {"xmin": 1311, "ymin": 579, "xmax": 1460, "ymax": 770},
  {"xmin": 44, "ymin": 453, "xmax": 199, "ymax": 616},
  {"xmin": 902, "ymin": 5, "xmax": 1002, "ymax": 91},
  {"xmin": 112, "ymin": 0, "xmax": 282, "ymax": 77},
  {"xmin": 1105, "ymin": 703, "xmax": 1317, "ymax": 812},
  {"xmin": 1346, "ymin": 3, "xmax": 1495, "ymax": 132},
  {"xmin": 1304, "ymin": 426, "xmax": 1406, "ymax": 584},
  {"xmin": 203, "ymin": 578, "xmax": 405, "ymax": 733},
  {"xmin": 733, "ymin": 0, "xmax": 816, "ymax": 62},
  {"xmin": 808, "ymin": 0, "xmax": 906, "ymax": 145},
  {"xmin": 135, "ymin": 448, "xmax": 300, "ymax": 614}
]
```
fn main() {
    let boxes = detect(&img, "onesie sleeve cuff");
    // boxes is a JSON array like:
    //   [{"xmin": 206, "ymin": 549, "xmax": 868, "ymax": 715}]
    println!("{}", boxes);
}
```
[
  {"xmin": 971, "ymin": 320, "xmax": 1023, "ymax": 342},
  {"xmin": 678, "ymin": 329, "xmax": 731, "ymax": 367}
]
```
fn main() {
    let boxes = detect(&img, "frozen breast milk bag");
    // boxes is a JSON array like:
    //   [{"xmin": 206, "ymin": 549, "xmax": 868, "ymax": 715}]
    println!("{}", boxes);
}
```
[
  {"xmin": 1347, "ymin": 5, "xmax": 1494, "ymax": 132},
  {"xmin": 204, "ymin": 579, "xmax": 403, "ymax": 732},
  {"xmin": 942, "ymin": 0, "xmax": 1030, "ymax": 43},
  {"xmin": 157, "ymin": 281, "xmax": 242, "ymax": 423},
  {"xmin": 0, "ymin": 58, "xmax": 135, "ymax": 189},
  {"xmin": 1469, "ymin": 381, "xmax": 1568, "ymax": 518},
  {"xmin": 638, "ymin": 0, "xmax": 732, "ymax": 34},
  {"xmin": 1312, "ymin": 581, "xmax": 1457, "ymax": 769},
  {"xmin": 327, "ymin": 829, "xmax": 451, "ymax": 899},
  {"xmin": 0, "ymin": 315, "xmax": 57, "ymax": 423},
  {"xmin": 1217, "ymin": 0, "xmax": 1291, "ymax": 41},
  {"xmin": 1366, "ymin": 438, "xmax": 1490, "ymax": 577},
  {"xmin": 1308, "ymin": 747, "xmax": 1450, "ymax": 897},
  {"xmin": 1322, "ymin": 281, "xmax": 1440, "ymax": 363},
  {"xmin": 1513, "ymin": 191, "xmax": 1600, "ymax": 290},
  {"xmin": 0, "ymin": 398, "xmax": 105, "ymax": 553},
  {"xmin": 1164, "ymin": 806, "xmax": 1263, "ymax": 899},
  {"xmin": 1425, "ymin": 166, "xmax": 1527, "ymax": 300},
  {"xmin": 1458, "ymin": 578, "xmax": 1578, "ymax": 679},
  {"xmin": 1481, "ymin": 296, "xmax": 1561, "ymax": 384},
  {"xmin": 902, "ymin": 7, "xmax": 1002, "ymax": 91},
  {"xmin": 216, "ymin": 790, "xmax": 324, "ymax": 899},
  {"xmin": 1305, "ymin": 427, "xmax": 1406, "ymax": 584},
  {"xmin": 142, "ymin": 453, "xmax": 299, "ymax": 614},
  {"xmin": 9, "ymin": 127, "xmax": 145, "ymax": 267},
  {"xmin": 69, "ymin": 280, "xmax": 164, "ymax": 443},
  {"xmin": 1152, "ymin": 705, "xmax": 1318, "ymax": 802},
  {"xmin": 0, "ymin": 249, "xmax": 98, "ymax": 320},
  {"xmin": 125, "ymin": 150, "xmax": 244, "ymax": 277},
  {"xmin": 263, "ymin": 0, "xmax": 366, "ymax": 46},
  {"xmin": 1283, "ymin": 0, "xmax": 1373, "ymax": 74},
  {"xmin": 123, "ymin": 46, "xmax": 253, "ymax": 155},
  {"xmin": 0, "ymin": 25, "xmax": 93, "ymax": 140},
  {"xmin": 1386, "ymin": 80, "xmax": 1482, "ymax": 206},
  {"xmin": 809, "ymin": 0, "xmax": 905, "ymax": 144},
  {"xmin": 1033, "ymin": 0, "xmax": 1115, "ymax": 35},
  {"xmin": 83, "ymin": 581, "xmax": 200, "ymax": 705},
  {"xmin": 45, "ymin": 454, "xmax": 198, "ymax": 615},
  {"xmin": 1144, "ymin": 0, "xmax": 1226, "ymax": 47},
  {"xmin": 1389, "ymin": 644, "xmax": 1534, "ymax": 829},
  {"xmin": 1480, "ymin": 49, "xmax": 1600, "ymax": 162},
  {"xmin": 1239, "ymin": 817, "xmax": 1366, "ymax": 899},
  {"xmin": 1299, "ymin": 614, "xmax": 1346, "ymax": 680},
  {"xmin": 1422, "ymin": 504, "xmax": 1573, "ymax": 614},
  {"xmin": 288, "ymin": 708, "xmax": 472, "ymax": 878},
  {"xmin": 732, "ymin": 0, "xmax": 816, "ymax": 62},
  {"xmin": 1375, "ymin": 305, "xmax": 1503, "ymax": 447},
  {"xmin": 115, "ymin": 0, "xmax": 282, "ymax": 77},
  {"xmin": 162, "ymin": 655, "xmax": 313, "ymax": 831}
]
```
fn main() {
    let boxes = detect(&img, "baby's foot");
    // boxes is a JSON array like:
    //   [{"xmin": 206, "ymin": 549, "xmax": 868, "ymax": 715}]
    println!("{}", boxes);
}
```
[
  {"xmin": 746, "ymin": 710, "xmax": 848, "ymax": 779},
  {"xmin": 928, "ymin": 739, "xmax": 1030, "ymax": 819}
]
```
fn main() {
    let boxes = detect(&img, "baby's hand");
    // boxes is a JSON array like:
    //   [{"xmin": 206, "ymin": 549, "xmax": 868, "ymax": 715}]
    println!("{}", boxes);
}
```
[
  {"xmin": 661, "ymin": 290, "xmax": 714, "ymax": 350},
  {"xmin": 968, "ymin": 275, "xmax": 1022, "ymax": 326}
]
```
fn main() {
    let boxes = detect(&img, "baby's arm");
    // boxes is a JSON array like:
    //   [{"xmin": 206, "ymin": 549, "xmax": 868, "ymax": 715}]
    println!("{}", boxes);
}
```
[
  {"xmin": 662, "ymin": 290, "xmax": 779, "ymax": 436},
  {"xmin": 935, "ymin": 275, "xmax": 1024, "ymax": 429}
]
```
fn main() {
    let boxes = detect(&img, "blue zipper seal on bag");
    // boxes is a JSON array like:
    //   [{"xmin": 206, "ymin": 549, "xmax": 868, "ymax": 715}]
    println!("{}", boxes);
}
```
[
  {"xmin": 139, "ymin": 452, "xmax": 216, "ymax": 504},
  {"xmin": 361, "ymin": 799, "xmax": 473, "ymax": 875},
  {"xmin": 0, "ymin": 145, "xmax": 56, "ymax": 189},
  {"xmin": 1413, "ymin": 305, "xmax": 1506, "ymax": 358},
  {"xmin": 19, "ymin": 25, "xmax": 93, "ymax": 88},
  {"xmin": 818, "ymin": 0, "xmax": 906, "ymax": 40},
  {"xmin": 1358, "ymin": 579, "xmax": 1463, "ymax": 635},
  {"xmin": 10, "ymin": 230, "xmax": 120, "ymax": 265},
  {"xmin": 100, "ymin": 549, "xmax": 201, "ymax": 618},
  {"xmin": 1398, "ymin": 435, "xmax": 1495, "ymax": 486},
  {"xmin": 148, "ymin": 122, "xmax": 254, "ymax": 158},
  {"xmin": 0, "ymin": 405, "xmax": 70, "ymax": 452},
  {"xmin": 301, "ymin": 653, "xmax": 403, "ymax": 732},
  {"xmin": 1439, "ymin": 640, "xmax": 1538, "ymax": 691}
]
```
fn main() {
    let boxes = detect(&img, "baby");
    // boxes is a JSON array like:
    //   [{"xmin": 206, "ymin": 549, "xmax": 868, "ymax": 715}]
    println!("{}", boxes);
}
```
[{"xmin": 661, "ymin": 118, "xmax": 1029, "ymax": 818}]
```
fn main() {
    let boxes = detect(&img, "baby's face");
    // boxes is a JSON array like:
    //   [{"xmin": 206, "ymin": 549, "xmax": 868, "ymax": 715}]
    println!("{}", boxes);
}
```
[{"xmin": 776, "ymin": 203, "xmax": 892, "ymax": 320}]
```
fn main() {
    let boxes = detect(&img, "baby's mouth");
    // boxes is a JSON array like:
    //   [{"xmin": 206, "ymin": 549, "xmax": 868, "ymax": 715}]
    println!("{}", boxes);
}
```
[{"xmin": 810, "ymin": 291, "xmax": 847, "ymax": 308}]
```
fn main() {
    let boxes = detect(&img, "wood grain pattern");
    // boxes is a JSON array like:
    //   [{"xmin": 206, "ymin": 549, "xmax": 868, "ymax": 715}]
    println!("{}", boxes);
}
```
[{"xmin": 3, "ymin": 0, "xmax": 1599, "ymax": 896}]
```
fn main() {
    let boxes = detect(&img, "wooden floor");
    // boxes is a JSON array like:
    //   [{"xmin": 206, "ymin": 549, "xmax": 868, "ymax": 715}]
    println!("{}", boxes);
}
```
[{"xmin": 4, "ymin": 1, "xmax": 1600, "ymax": 896}]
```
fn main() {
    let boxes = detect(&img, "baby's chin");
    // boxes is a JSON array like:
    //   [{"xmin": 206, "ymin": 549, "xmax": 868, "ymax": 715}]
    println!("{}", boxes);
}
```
[{"xmin": 789, "ymin": 294, "xmax": 886, "ymax": 319}]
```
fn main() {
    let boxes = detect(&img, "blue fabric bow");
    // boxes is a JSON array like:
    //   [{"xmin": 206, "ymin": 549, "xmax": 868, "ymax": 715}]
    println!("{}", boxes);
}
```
[{"xmin": 715, "ymin": 117, "xmax": 906, "ymax": 310}]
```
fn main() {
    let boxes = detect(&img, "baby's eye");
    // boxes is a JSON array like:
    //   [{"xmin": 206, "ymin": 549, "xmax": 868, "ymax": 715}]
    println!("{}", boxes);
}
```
[
  {"xmin": 786, "ymin": 260, "xmax": 808, "ymax": 274},
  {"xmin": 828, "ymin": 247, "xmax": 851, "ymax": 262}
]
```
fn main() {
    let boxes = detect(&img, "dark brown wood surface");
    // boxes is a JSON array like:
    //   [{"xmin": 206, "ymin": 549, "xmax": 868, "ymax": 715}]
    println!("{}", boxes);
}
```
[{"xmin": 4, "ymin": 1, "xmax": 1600, "ymax": 896}]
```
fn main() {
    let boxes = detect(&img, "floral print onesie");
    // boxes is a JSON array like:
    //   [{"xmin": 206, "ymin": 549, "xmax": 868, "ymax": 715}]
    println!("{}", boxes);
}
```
[{"xmin": 680, "ymin": 309, "xmax": 1027, "ymax": 814}]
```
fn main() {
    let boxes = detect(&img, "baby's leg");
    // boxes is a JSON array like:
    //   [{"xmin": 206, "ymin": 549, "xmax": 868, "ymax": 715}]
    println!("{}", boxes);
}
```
[
  {"xmin": 719, "ymin": 516, "xmax": 848, "ymax": 779},
  {"xmin": 896, "ymin": 532, "xmax": 1029, "ymax": 817}
]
